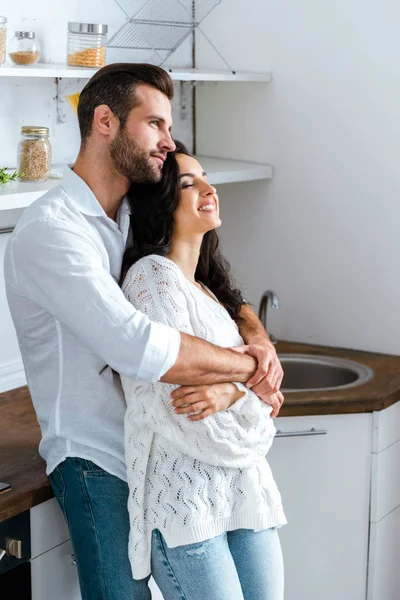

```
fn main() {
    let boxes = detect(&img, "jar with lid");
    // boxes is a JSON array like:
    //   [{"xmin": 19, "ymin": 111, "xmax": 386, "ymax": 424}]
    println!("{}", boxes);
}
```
[
  {"xmin": 67, "ymin": 22, "xmax": 108, "ymax": 68},
  {"xmin": 9, "ymin": 31, "xmax": 41, "ymax": 65},
  {"xmin": 0, "ymin": 17, "xmax": 6, "ymax": 65},
  {"xmin": 18, "ymin": 127, "xmax": 51, "ymax": 182}
]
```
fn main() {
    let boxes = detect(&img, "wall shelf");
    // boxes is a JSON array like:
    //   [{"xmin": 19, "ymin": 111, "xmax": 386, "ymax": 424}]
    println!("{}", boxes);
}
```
[
  {"xmin": 198, "ymin": 156, "xmax": 273, "ymax": 184},
  {"xmin": 0, "ymin": 157, "xmax": 272, "ymax": 212},
  {"xmin": 0, "ymin": 63, "xmax": 271, "ymax": 82}
]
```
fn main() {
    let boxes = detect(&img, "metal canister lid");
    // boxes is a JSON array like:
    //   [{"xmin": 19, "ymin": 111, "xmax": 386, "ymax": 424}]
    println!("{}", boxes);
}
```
[
  {"xmin": 21, "ymin": 126, "xmax": 49, "ymax": 135},
  {"xmin": 15, "ymin": 31, "xmax": 35, "ymax": 39},
  {"xmin": 68, "ymin": 22, "xmax": 108, "ymax": 35}
]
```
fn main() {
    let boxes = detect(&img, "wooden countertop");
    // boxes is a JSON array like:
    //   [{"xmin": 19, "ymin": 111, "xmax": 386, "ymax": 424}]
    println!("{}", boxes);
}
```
[
  {"xmin": 275, "ymin": 341, "xmax": 400, "ymax": 416},
  {"xmin": 1, "ymin": 340, "xmax": 400, "ymax": 523},
  {"xmin": 0, "ymin": 386, "xmax": 53, "ymax": 523}
]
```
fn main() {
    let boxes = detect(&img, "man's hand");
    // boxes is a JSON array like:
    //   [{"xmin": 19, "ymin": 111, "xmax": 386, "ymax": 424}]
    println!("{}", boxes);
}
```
[
  {"xmin": 171, "ymin": 383, "xmax": 245, "ymax": 421},
  {"xmin": 260, "ymin": 390, "xmax": 284, "ymax": 418},
  {"xmin": 231, "ymin": 342, "xmax": 283, "ymax": 395}
]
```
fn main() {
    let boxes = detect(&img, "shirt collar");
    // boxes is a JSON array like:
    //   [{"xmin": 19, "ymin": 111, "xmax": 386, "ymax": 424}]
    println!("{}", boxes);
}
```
[
  {"xmin": 61, "ymin": 167, "xmax": 132, "ymax": 219},
  {"xmin": 117, "ymin": 196, "xmax": 132, "ymax": 245}
]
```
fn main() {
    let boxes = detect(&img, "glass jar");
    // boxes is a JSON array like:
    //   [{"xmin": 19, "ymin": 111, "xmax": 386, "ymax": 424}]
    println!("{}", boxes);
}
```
[
  {"xmin": 0, "ymin": 16, "xmax": 6, "ymax": 65},
  {"xmin": 67, "ymin": 22, "xmax": 108, "ymax": 68},
  {"xmin": 9, "ymin": 31, "xmax": 41, "ymax": 65},
  {"xmin": 18, "ymin": 127, "xmax": 51, "ymax": 182}
]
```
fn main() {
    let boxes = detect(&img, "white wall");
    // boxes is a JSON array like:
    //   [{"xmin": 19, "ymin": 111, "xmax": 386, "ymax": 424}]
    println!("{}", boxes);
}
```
[{"xmin": 196, "ymin": 0, "xmax": 400, "ymax": 355}]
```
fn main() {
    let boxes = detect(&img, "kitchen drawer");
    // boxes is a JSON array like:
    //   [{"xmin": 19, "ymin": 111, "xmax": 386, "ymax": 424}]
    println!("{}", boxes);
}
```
[
  {"xmin": 31, "ymin": 539, "xmax": 81, "ymax": 600},
  {"xmin": 370, "ymin": 438, "xmax": 400, "ymax": 523},
  {"xmin": 367, "ymin": 505, "xmax": 400, "ymax": 600},
  {"xmin": 30, "ymin": 498, "xmax": 69, "ymax": 559},
  {"xmin": 372, "ymin": 401, "xmax": 400, "ymax": 453}
]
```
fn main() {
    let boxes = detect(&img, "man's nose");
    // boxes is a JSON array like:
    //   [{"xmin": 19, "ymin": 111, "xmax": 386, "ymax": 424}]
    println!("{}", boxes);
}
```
[{"xmin": 160, "ymin": 132, "xmax": 176, "ymax": 152}]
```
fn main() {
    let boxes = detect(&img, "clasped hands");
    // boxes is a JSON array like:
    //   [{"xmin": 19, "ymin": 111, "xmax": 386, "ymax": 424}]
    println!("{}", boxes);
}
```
[{"xmin": 171, "ymin": 342, "xmax": 284, "ymax": 421}]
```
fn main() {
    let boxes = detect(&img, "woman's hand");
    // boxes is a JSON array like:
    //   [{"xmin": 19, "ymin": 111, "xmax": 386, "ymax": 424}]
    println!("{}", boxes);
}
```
[{"xmin": 171, "ymin": 383, "xmax": 245, "ymax": 421}]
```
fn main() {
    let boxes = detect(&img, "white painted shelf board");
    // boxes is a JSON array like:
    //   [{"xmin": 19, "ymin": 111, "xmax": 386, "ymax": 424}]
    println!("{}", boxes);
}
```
[
  {"xmin": 0, "ymin": 63, "xmax": 98, "ymax": 79},
  {"xmin": 0, "ymin": 179, "xmax": 61, "ymax": 210},
  {"xmin": 167, "ymin": 69, "xmax": 272, "ymax": 83},
  {"xmin": 0, "ymin": 158, "xmax": 272, "ymax": 212},
  {"xmin": 0, "ymin": 63, "xmax": 271, "ymax": 82},
  {"xmin": 198, "ymin": 156, "xmax": 273, "ymax": 185}
]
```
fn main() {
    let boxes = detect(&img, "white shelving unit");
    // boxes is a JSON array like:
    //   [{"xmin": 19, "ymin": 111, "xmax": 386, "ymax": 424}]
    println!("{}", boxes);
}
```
[
  {"xmin": 0, "ymin": 158, "xmax": 272, "ymax": 212},
  {"xmin": 0, "ymin": 62, "xmax": 273, "ymax": 220},
  {"xmin": 0, "ymin": 63, "xmax": 271, "ymax": 83}
]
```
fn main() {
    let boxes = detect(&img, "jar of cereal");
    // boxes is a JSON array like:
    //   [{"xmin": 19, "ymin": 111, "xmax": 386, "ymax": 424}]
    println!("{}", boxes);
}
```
[
  {"xmin": 9, "ymin": 31, "xmax": 41, "ymax": 65},
  {"xmin": 18, "ymin": 126, "xmax": 51, "ymax": 182},
  {"xmin": 0, "ymin": 17, "xmax": 7, "ymax": 65}
]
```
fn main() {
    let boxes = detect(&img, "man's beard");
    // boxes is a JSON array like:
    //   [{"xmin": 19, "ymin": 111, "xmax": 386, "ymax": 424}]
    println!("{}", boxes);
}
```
[{"xmin": 109, "ymin": 127, "xmax": 162, "ymax": 184}]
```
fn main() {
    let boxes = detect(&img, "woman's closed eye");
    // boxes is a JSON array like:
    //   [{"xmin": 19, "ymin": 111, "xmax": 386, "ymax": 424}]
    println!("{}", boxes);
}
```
[{"xmin": 181, "ymin": 179, "xmax": 194, "ymax": 189}]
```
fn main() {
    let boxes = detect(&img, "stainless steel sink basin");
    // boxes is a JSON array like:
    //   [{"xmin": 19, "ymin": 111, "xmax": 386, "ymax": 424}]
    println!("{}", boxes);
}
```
[{"xmin": 279, "ymin": 354, "xmax": 374, "ymax": 392}]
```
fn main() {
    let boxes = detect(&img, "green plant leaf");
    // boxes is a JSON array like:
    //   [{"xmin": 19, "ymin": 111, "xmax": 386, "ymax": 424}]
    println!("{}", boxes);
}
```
[{"xmin": 0, "ymin": 167, "xmax": 23, "ymax": 184}]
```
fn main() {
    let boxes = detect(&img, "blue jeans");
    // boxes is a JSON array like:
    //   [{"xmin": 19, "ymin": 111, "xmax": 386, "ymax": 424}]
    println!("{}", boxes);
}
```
[
  {"xmin": 48, "ymin": 457, "xmax": 151, "ymax": 600},
  {"xmin": 151, "ymin": 528, "xmax": 284, "ymax": 600}
]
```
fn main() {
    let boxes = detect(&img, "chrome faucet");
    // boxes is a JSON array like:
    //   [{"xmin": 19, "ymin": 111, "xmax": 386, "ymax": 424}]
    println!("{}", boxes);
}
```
[{"xmin": 258, "ymin": 290, "xmax": 280, "ymax": 344}]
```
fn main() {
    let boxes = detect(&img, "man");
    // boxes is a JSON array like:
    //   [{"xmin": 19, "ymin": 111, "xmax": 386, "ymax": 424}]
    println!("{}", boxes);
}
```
[{"xmin": 4, "ymin": 63, "xmax": 283, "ymax": 600}]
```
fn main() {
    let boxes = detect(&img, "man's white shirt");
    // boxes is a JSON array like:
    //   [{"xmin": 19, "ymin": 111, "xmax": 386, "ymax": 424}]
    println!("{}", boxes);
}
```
[{"xmin": 4, "ymin": 167, "xmax": 181, "ymax": 480}]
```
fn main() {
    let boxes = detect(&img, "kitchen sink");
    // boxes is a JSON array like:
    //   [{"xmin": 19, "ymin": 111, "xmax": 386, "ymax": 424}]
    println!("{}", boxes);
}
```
[{"xmin": 278, "ymin": 354, "xmax": 374, "ymax": 392}]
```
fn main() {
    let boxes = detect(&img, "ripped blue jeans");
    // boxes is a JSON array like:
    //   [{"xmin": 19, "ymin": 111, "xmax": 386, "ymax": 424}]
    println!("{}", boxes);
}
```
[{"xmin": 151, "ymin": 528, "xmax": 284, "ymax": 600}]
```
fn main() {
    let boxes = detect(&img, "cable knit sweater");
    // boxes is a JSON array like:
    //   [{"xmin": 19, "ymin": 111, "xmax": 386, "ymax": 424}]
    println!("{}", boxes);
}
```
[{"xmin": 121, "ymin": 254, "xmax": 286, "ymax": 579}]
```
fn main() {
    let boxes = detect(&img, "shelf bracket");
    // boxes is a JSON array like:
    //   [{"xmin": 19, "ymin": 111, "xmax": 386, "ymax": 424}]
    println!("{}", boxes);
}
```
[{"xmin": 54, "ymin": 77, "xmax": 68, "ymax": 124}]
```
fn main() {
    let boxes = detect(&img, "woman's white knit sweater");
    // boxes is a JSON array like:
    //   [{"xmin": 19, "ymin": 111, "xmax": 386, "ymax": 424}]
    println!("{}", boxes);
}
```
[{"xmin": 121, "ymin": 255, "xmax": 286, "ymax": 579}]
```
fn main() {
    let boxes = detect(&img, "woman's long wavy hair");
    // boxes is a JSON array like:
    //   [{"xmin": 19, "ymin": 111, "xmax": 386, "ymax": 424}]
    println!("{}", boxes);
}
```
[{"xmin": 121, "ymin": 141, "xmax": 244, "ymax": 319}]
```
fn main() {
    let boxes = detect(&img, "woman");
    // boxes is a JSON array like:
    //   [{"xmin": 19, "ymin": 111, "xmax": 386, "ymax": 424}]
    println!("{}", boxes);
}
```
[{"xmin": 120, "ymin": 142, "xmax": 286, "ymax": 600}]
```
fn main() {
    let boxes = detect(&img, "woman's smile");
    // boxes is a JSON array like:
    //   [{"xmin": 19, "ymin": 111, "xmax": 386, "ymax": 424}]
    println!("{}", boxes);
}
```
[{"xmin": 198, "ymin": 201, "xmax": 217, "ymax": 212}]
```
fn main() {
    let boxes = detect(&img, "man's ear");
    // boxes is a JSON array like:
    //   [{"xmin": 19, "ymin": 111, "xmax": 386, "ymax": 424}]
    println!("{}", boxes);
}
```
[{"xmin": 92, "ymin": 104, "xmax": 119, "ymax": 138}]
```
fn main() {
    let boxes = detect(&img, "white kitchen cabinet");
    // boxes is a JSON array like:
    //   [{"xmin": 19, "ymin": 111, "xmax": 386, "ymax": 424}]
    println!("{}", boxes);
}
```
[
  {"xmin": 30, "ymin": 541, "xmax": 164, "ymax": 600},
  {"xmin": 367, "ymin": 505, "xmax": 400, "ymax": 600},
  {"xmin": 30, "ymin": 498, "xmax": 69, "ymax": 559},
  {"xmin": 29, "ymin": 498, "xmax": 165, "ymax": 599},
  {"xmin": 31, "ymin": 539, "xmax": 81, "ymax": 600},
  {"xmin": 367, "ymin": 402, "xmax": 400, "ymax": 600},
  {"xmin": 29, "ymin": 499, "xmax": 81, "ymax": 600},
  {"xmin": 268, "ymin": 413, "xmax": 372, "ymax": 600}
]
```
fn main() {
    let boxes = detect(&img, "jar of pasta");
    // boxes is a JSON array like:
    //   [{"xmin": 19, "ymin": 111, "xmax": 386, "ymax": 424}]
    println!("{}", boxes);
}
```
[
  {"xmin": 0, "ymin": 16, "xmax": 7, "ymax": 65},
  {"xmin": 18, "ymin": 126, "xmax": 51, "ymax": 182},
  {"xmin": 67, "ymin": 22, "xmax": 108, "ymax": 68}
]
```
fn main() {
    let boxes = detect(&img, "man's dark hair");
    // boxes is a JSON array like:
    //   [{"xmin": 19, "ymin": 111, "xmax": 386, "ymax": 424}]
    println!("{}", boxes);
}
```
[{"xmin": 77, "ymin": 63, "xmax": 174, "ymax": 144}]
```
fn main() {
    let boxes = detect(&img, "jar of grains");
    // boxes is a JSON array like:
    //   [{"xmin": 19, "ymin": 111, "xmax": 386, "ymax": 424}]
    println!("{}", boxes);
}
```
[
  {"xmin": 67, "ymin": 22, "xmax": 108, "ymax": 68},
  {"xmin": 18, "ymin": 126, "xmax": 51, "ymax": 182},
  {"xmin": 9, "ymin": 31, "xmax": 41, "ymax": 65},
  {"xmin": 0, "ymin": 17, "xmax": 7, "ymax": 65}
]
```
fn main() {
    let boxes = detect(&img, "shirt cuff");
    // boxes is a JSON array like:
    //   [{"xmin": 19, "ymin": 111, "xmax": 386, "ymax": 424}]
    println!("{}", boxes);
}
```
[{"xmin": 136, "ymin": 321, "xmax": 181, "ymax": 382}]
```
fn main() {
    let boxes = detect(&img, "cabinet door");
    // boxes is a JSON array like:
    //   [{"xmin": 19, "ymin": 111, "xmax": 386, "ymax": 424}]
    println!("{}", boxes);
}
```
[
  {"xmin": 367, "ymin": 504, "xmax": 400, "ymax": 600},
  {"xmin": 30, "ymin": 539, "xmax": 164, "ymax": 600},
  {"xmin": 30, "ymin": 498, "xmax": 69, "ymax": 559},
  {"xmin": 268, "ymin": 413, "xmax": 371, "ymax": 600},
  {"xmin": 31, "ymin": 539, "xmax": 81, "ymax": 600}
]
